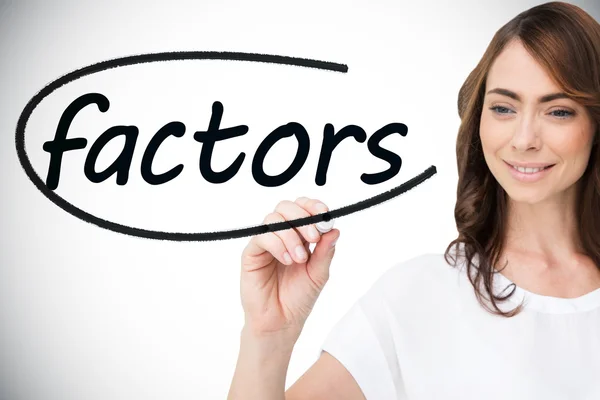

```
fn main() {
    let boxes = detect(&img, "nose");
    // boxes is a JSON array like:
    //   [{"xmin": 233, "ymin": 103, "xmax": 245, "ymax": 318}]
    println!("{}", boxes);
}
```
[{"xmin": 510, "ymin": 113, "xmax": 541, "ymax": 152}]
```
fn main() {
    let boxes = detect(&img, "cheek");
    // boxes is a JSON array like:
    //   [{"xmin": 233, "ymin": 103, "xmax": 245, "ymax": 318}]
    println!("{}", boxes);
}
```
[
  {"xmin": 479, "ymin": 112, "xmax": 507, "ymax": 154},
  {"xmin": 547, "ymin": 127, "xmax": 594, "ymax": 164}
]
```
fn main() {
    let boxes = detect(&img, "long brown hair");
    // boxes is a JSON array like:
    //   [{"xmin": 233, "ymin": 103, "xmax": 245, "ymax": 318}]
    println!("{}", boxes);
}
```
[{"xmin": 444, "ymin": 1, "xmax": 600, "ymax": 317}]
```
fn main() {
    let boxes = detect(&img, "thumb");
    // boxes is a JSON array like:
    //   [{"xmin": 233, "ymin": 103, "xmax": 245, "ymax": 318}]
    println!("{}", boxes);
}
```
[{"xmin": 306, "ymin": 229, "xmax": 340, "ymax": 284}]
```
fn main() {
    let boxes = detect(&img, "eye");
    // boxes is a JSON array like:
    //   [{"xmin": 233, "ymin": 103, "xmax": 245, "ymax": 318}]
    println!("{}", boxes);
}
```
[
  {"xmin": 489, "ymin": 106, "xmax": 514, "ymax": 115},
  {"xmin": 549, "ymin": 108, "xmax": 574, "ymax": 119}
]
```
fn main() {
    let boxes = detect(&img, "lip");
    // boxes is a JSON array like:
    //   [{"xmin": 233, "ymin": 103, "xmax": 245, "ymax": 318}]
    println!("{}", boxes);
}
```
[
  {"xmin": 504, "ymin": 160, "xmax": 555, "ymax": 183},
  {"xmin": 504, "ymin": 161, "xmax": 555, "ymax": 168}
]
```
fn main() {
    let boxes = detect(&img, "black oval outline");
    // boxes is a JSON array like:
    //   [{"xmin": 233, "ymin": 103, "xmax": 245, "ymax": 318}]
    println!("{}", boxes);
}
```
[{"xmin": 15, "ymin": 50, "xmax": 437, "ymax": 241}]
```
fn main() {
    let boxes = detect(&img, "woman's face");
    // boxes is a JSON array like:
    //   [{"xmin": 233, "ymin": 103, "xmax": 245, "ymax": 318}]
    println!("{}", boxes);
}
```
[{"xmin": 480, "ymin": 39, "xmax": 596, "ymax": 206}]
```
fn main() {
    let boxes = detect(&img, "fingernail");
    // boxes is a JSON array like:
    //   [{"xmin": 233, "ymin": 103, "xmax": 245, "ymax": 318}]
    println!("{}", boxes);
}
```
[
  {"xmin": 331, "ymin": 236, "xmax": 339, "ymax": 248},
  {"xmin": 315, "ymin": 202, "xmax": 328, "ymax": 213},
  {"xmin": 295, "ymin": 244, "xmax": 307, "ymax": 260},
  {"xmin": 283, "ymin": 252, "xmax": 292, "ymax": 264}
]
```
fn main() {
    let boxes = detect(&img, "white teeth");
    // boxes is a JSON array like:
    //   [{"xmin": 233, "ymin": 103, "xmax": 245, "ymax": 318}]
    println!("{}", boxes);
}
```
[{"xmin": 512, "ymin": 165, "xmax": 549, "ymax": 174}]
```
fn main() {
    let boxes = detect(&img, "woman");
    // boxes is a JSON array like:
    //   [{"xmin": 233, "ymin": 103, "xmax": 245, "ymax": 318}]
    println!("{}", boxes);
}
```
[{"xmin": 228, "ymin": 2, "xmax": 600, "ymax": 399}]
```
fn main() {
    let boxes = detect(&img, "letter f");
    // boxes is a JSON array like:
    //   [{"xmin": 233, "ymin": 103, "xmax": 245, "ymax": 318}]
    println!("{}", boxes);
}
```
[{"xmin": 43, "ymin": 93, "xmax": 109, "ymax": 190}]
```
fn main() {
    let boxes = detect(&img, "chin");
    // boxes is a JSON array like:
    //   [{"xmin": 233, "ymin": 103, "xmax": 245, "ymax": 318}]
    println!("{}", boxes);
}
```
[
  {"xmin": 504, "ymin": 190, "xmax": 549, "ymax": 205},
  {"xmin": 494, "ymin": 176, "xmax": 550, "ymax": 205},
  {"xmin": 500, "ymin": 179, "xmax": 572, "ymax": 205}
]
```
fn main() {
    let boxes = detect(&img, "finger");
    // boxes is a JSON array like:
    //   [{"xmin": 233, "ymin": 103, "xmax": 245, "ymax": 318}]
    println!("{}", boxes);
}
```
[
  {"xmin": 295, "ymin": 196, "xmax": 332, "ymax": 237},
  {"xmin": 264, "ymin": 211, "xmax": 308, "ymax": 264},
  {"xmin": 294, "ymin": 197, "xmax": 330, "ymax": 220},
  {"xmin": 274, "ymin": 200, "xmax": 321, "ymax": 244},
  {"xmin": 243, "ymin": 220, "xmax": 293, "ymax": 269},
  {"xmin": 306, "ymin": 228, "xmax": 340, "ymax": 286}
]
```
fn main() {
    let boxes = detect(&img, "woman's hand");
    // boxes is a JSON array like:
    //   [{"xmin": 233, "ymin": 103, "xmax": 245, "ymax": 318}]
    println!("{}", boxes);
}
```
[{"xmin": 240, "ymin": 197, "xmax": 340, "ymax": 339}]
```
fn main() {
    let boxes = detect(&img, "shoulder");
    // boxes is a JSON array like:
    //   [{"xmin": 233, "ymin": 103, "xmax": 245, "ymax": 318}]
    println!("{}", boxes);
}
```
[
  {"xmin": 319, "ymin": 250, "xmax": 473, "ymax": 399},
  {"xmin": 377, "ymin": 252, "xmax": 465, "ymax": 293},
  {"xmin": 358, "ymin": 251, "xmax": 470, "ymax": 315}
]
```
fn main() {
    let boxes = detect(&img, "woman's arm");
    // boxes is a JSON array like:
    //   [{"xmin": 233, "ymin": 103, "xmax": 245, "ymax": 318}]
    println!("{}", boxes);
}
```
[
  {"xmin": 229, "ymin": 196, "xmax": 364, "ymax": 399},
  {"xmin": 285, "ymin": 351, "xmax": 366, "ymax": 400},
  {"xmin": 227, "ymin": 327, "xmax": 365, "ymax": 400},
  {"xmin": 227, "ymin": 327, "xmax": 295, "ymax": 400}
]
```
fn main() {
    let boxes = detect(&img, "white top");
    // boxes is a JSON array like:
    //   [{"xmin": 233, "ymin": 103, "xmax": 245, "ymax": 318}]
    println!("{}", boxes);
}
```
[{"xmin": 319, "ymin": 248, "xmax": 600, "ymax": 400}]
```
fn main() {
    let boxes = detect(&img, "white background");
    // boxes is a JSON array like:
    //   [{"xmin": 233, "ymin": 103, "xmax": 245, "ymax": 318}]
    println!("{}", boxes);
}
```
[{"xmin": 1, "ymin": 1, "xmax": 598, "ymax": 399}]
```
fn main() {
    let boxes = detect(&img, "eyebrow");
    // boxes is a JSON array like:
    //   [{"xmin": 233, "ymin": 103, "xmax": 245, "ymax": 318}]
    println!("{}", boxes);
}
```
[{"xmin": 486, "ymin": 88, "xmax": 570, "ymax": 103}]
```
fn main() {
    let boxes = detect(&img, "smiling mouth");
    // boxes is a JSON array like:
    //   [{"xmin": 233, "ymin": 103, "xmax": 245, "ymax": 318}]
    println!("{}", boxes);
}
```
[{"xmin": 504, "ymin": 161, "xmax": 556, "ymax": 174}]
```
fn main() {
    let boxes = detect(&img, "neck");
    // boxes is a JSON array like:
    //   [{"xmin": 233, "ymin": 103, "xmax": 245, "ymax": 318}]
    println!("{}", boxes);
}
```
[
  {"xmin": 498, "ymin": 183, "xmax": 600, "ymax": 298},
  {"xmin": 504, "ymin": 186, "xmax": 582, "ymax": 261}
]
